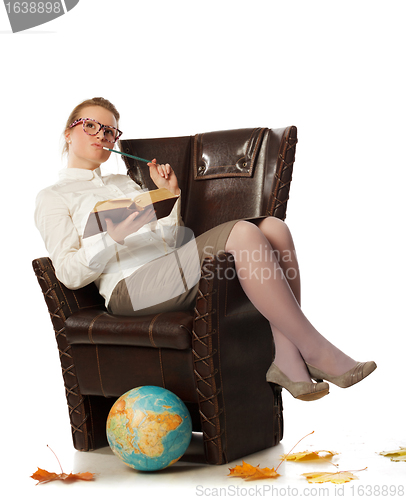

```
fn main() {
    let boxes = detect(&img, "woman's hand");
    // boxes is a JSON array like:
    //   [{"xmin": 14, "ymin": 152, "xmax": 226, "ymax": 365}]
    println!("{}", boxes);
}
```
[
  {"xmin": 147, "ymin": 159, "xmax": 180, "ymax": 195},
  {"xmin": 105, "ymin": 206, "xmax": 156, "ymax": 244}
]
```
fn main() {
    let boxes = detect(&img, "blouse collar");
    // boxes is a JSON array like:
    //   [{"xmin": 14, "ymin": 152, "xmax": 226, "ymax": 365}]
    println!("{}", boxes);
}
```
[{"xmin": 59, "ymin": 167, "xmax": 102, "ymax": 181}]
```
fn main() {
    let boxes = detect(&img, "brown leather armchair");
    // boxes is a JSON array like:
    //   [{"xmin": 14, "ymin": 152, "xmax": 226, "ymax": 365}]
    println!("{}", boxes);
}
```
[{"xmin": 33, "ymin": 127, "xmax": 297, "ymax": 465}]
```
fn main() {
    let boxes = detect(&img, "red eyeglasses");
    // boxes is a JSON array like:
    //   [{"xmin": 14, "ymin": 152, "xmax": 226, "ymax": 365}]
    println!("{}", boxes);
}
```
[{"xmin": 69, "ymin": 118, "xmax": 123, "ymax": 143}]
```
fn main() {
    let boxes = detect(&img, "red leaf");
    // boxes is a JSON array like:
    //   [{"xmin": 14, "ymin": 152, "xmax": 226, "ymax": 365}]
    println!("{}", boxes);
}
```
[{"xmin": 30, "ymin": 446, "xmax": 95, "ymax": 485}]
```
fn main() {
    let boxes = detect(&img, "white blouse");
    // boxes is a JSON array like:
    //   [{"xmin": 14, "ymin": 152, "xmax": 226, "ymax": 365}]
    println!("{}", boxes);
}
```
[{"xmin": 34, "ymin": 167, "xmax": 182, "ymax": 306}]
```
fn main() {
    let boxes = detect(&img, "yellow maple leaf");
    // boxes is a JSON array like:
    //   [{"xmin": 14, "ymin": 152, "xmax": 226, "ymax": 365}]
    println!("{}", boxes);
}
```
[
  {"xmin": 281, "ymin": 450, "xmax": 338, "ymax": 461},
  {"xmin": 379, "ymin": 447, "xmax": 406, "ymax": 462},
  {"xmin": 302, "ymin": 471, "xmax": 359, "ymax": 484}
]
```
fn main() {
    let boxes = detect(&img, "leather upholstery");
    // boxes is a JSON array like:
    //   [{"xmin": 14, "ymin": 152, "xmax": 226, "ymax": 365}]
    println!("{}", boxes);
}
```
[
  {"xmin": 120, "ymin": 126, "xmax": 297, "ymax": 235},
  {"xmin": 33, "ymin": 126, "xmax": 297, "ymax": 464},
  {"xmin": 66, "ymin": 309, "xmax": 193, "ymax": 350}
]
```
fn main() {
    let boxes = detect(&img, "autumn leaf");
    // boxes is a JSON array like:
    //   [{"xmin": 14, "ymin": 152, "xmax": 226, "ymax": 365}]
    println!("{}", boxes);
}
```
[
  {"xmin": 379, "ymin": 447, "xmax": 406, "ymax": 462},
  {"xmin": 30, "ymin": 468, "xmax": 60, "ymax": 484},
  {"xmin": 228, "ymin": 461, "xmax": 279, "ymax": 481},
  {"xmin": 228, "ymin": 431, "xmax": 316, "ymax": 481},
  {"xmin": 31, "ymin": 468, "xmax": 95, "ymax": 485},
  {"xmin": 302, "ymin": 470, "xmax": 359, "ymax": 484},
  {"xmin": 30, "ymin": 446, "xmax": 95, "ymax": 485},
  {"xmin": 245, "ymin": 466, "xmax": 279, "ymax": 481},
  {"xmin": 281, "ymin": 450, "xmax": 338, "ymax": 462},
  {"xmin": 228, "ymin": 461, "xmax": 259, "ymax": 478}
]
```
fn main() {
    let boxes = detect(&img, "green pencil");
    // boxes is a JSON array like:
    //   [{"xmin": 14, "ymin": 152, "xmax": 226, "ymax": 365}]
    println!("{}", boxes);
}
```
[{"xmin": 103, "ymin": 147, "xmax": 151, "ymax": 164}]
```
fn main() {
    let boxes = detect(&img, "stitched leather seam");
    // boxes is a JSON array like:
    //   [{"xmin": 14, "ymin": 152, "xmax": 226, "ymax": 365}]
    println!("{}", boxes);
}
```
[
  {"xmin": 250, "ymin": 127, "xmax": 266, "ymax": 173},
  {"xmin": 267, "ymin": 126, "xmax": 297, "ymax": 217},
  {"xmin": 208, "ymin": 288, "xmax": 223, "ymax": 463},
  {"xmin": 193, "ymin": 134, "xmax": 199, "ymax": 177},
  {"xmin": 149, "ymin": 313, "xmax": 162, "ymax": 348},
  {"xmin": 58, "ymin": 284, "xmax": 73, "ymax": 316},
  {"xmin": 86, "ymin": 397, "xmax": 94, "ymax": 450},
  {"xmin": 224, "ymin": 262, "xmax": 229, "ymax": 318},
  {"xmin": 95, "ymin": 345, "xmax": 106, "ymax": 398},
  {"xmin": 43, "ymin": 262, "xmax": 67, "ymax": 322},
  {"xmin": 87, "ymin": 312, "xmax": 107, "ymax": 344},
  {"xmin": 159, "ymin": 348, "xmax": 166, "ymax": 388},
  {"xmin": 192, "ymin": 260, "xmax": 224, "ymax": 464},
  {"xmin": 71, "ymin": 290, "xmax": 81, "ymax": 310},
  {"xmin": 268, "ymin": 128, "xmax": 288, "ymax": 215},
  {"xmin": 194, "ymin": 171, "xmax": 254, "ymax": 180},
  {"xmin": 216, "ymin": 280, "xmax": 227, "ymax": 461}
]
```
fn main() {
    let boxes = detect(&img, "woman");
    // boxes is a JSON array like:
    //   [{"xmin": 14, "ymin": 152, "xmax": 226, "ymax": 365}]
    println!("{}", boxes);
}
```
[{"xmin": 35, "ymin": 97, "xmax": 376, "ymax": 402}]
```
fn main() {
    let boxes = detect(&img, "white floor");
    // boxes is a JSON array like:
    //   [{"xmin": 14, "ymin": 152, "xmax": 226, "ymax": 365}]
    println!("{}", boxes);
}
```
[{"xmin": 13, "ymin": 356, "xmax": 405, "ymax": 500}]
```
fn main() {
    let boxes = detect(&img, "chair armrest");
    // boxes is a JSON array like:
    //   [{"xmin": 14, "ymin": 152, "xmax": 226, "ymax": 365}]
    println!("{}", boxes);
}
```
[
  {"xmin": 32, "ymin": 258, "xmax": 108, "ymax": 451},
  {"xmin": 32, "ymin": 257, "xmax": 106, "ymax": 321},
  {"xmin": 65, "ymin": 309, "xmax": 193, "ymax": 350}
]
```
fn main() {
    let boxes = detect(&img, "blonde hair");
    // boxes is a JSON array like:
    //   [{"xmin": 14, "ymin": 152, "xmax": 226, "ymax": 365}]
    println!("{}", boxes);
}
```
[{"xmin": 62, "ymin": 97, "xmax": 120, "ymax": 156}]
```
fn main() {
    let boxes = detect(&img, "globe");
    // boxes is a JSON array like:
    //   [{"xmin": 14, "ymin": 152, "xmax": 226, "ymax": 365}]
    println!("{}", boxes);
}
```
[{"xmin": 106, "ymin": 386, "xmax": 193, "ymax": 471}]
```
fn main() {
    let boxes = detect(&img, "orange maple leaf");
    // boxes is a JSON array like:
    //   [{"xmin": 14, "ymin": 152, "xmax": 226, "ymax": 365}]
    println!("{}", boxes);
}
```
[
  {"xmin": 30, "ymin": 468, "xmax": 60, "ymax": 484},
  {"xmin": 31, "ymin": 468, "xmax": 95, "ymax": 485},
  {"xmin": 228, "ymin": 461, "xmax": 279, "ymax": 480},
  {"xmin": 30, "ymin": 446, "xmax": 95, "ymax": 485},
  {"xmin": 245, "ymin": 466, "xmax": 280, "ymax": 481},
  {"xmin": 228, "ymin": 460, "xmax": 259, "ymax": 478}
]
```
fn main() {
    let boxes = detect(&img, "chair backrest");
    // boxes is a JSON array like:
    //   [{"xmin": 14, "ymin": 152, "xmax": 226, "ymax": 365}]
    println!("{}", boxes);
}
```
[
  {"xmin": 34, "ymin": 127, "xmax": 298, "ymax": 321},
  {"xmin": 119, "ymin": 126, "xmax": 297, "ymax": 236}
]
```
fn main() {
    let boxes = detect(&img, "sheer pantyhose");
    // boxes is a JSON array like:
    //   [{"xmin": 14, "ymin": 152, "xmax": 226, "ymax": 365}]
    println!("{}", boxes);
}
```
[{"xmin": 225, "ymin": 218, "xmax": 356, "ymax": 383}]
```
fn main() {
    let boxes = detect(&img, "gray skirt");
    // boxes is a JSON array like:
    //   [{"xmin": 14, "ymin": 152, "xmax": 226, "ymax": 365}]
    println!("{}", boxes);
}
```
[{"xmin": 108, "ymin": 217, "xmax": 266, "ymax": 316}]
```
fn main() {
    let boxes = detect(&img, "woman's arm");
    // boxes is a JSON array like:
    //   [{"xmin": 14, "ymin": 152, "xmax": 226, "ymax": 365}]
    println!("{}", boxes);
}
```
[{"xmin": 34, "ymin": 188, "xmax": 121, "ymax": 289}]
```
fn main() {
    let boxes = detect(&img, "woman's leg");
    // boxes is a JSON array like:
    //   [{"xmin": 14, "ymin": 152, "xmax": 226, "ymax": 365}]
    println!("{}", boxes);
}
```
[
  {"xmin": 257, "ymin": 217, "xmax": 301, "ymax": 304},
  {"xmin": 225, "ymin": 218, "xmax": 356, "ymax": 380},
  {"xmin": 256, "ymin": 217, "xmax": 311, "ymax": 382}
]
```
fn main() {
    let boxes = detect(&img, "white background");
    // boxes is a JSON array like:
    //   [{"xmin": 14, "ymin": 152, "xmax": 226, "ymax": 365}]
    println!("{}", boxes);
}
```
[{"xmin": 1, "ymin": 1, "xmax": 405, "ymax": 498}]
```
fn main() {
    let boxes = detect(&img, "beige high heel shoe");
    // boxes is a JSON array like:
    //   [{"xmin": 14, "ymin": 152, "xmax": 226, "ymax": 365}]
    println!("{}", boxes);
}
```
[
  {"xmin": 305, "ymin": 361, "xmax": 377, "ymax": 388},
  {"xmin": 266, "ymin": 364, "xmax": 329, "ymax": 401}
]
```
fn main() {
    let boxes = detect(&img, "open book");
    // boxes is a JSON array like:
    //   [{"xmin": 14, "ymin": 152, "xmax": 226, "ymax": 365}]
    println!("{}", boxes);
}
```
[{"xmin": 83, "ymin": 188, "xmax": 179, "ymax": 238}]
